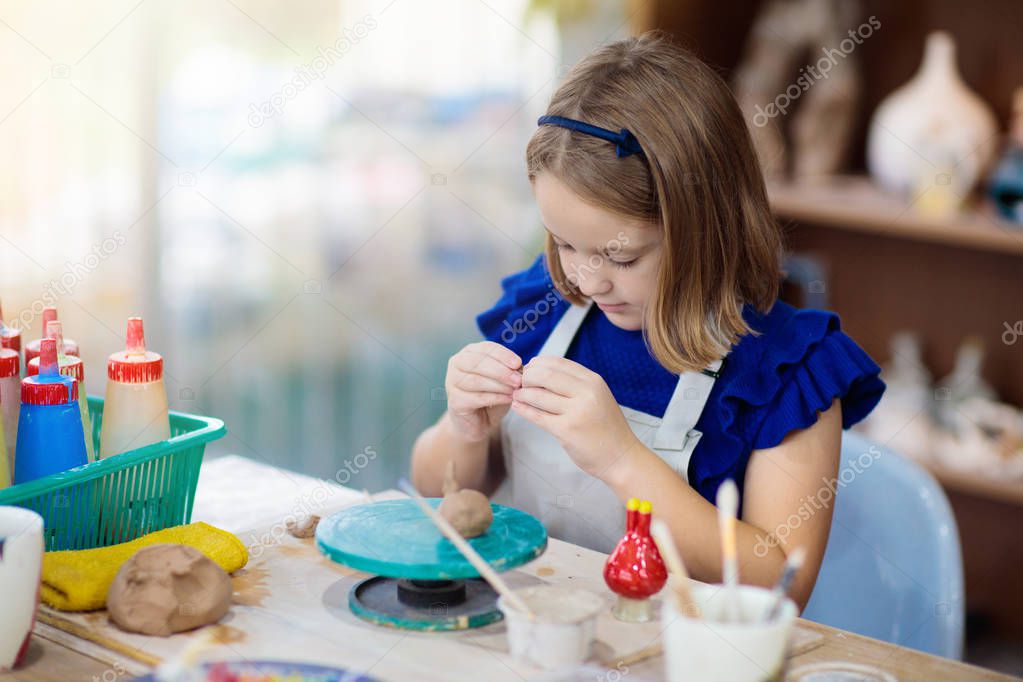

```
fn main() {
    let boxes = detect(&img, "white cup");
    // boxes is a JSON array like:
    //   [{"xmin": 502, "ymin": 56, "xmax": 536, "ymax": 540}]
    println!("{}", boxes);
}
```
[
  {"xmin": 662, "ymin": 581, "xmax": 797, "ymax": 682},
  {"xmin": 498, "ymin": 585, "xmax": 606, "ymax": 670},
  {"xmin": 0, "ymin": 507, "xmax": 44, "ymax": 671}
]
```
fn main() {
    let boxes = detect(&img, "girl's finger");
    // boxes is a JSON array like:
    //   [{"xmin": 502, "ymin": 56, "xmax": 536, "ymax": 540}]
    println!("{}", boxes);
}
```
[
  {"xmin": 520, "ymin": 362, "xmax": 579, "ymax": 397},
  {"xmin": 452, "ymin": 372, "xmax": 515, "ymax": 395},
  {"xmin": 456, "ymin": 352, "xmax": 523, "ymax": 387},
  {"xmin": 524, "ymin": 355, "xmax": 591, "ymax": 382},
  {"xmin": 511, "ymin": 399, "xmax": 553, "ymax": 429},
  {"xmin": 511, "ymin": 387, "xmax": 568, "ymax": 415},
  {"xmin": 452, "ymin": 391, "xmax": 513, "ymax": 411},
  {"xmin": 469, "ymin": 342, "xmax": 522, "ymax": 371}
]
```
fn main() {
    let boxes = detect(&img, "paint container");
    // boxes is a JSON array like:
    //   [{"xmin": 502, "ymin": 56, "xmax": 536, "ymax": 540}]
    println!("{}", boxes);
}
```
[
  {"xmin": 497, "ymin": 585, "xmax": 605, "ymax": 670},
  {"xmin": 27, "ymin": 321, "xmax": 95, "ymax": 463},
  {"xmin": 24, "ymin": 307, "xmax": 79, "ymax": 365},
  {"xmin": 13, "ymin": 339, "xmax": 88, "ymax": 484},
  {"xmin": 0, "ymin": 507, "xmax": 43, "ymax": 671},
  {"xmin": 787, "ymin": 662, "xmax": 897, "ymax": 682},
  {"xmin": 662, "ymin": 580, "xmax": 797, "ymax": 682},
  {"xmin": 99, "ymin": 317, "xmax": 169, "ymax": 459},
  {"xmin": 0, "ymin": 349, "xmax": 19, "ymax": 475}
]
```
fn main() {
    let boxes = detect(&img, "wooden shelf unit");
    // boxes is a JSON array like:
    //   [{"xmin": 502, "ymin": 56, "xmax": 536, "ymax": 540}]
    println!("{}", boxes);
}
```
[{"xmin": 770, "ymin": 176, "xmax": 1023, "ymax": 257}]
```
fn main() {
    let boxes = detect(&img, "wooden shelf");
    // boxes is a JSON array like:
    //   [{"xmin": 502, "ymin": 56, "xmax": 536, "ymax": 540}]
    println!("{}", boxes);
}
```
[{"xmin": 769, "ymin": 176, "xmax": 1023, "ymax": 257}]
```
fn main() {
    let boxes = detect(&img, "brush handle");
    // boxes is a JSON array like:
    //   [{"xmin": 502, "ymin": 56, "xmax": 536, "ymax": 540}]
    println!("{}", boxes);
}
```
[
  {"xmin": 650, "ymin": 520, "xmax": 701, "ymax": 618},
  {"xmin": 397, "ymin": 479, "xmax": 534, "ymax": 618}
]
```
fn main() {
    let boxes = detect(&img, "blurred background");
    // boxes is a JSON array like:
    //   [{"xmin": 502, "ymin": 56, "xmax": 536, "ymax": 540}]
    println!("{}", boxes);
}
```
[{"xmin": 2, "ymin": 0, "xmax": 1023, "ymax": 673}]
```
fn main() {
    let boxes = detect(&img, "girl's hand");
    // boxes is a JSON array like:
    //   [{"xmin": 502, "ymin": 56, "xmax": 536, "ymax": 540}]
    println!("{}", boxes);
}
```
[
  {"xmin": 511, "ymin": 356, "xmax": 640, "ymax": 479},
  {"xmin": 445, "ymin": 342, "xmax": 522, "ymax": 443}
]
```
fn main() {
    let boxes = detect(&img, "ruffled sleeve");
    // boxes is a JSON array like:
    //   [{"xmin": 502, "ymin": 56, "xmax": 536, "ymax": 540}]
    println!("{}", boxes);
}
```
[
  {"xmin": 475, "ymin": 254, "xmax": 570, "ymax": 363},
  {"xmin": 745, "ymin": 308, "xmax": 886, "ymax": 450}
]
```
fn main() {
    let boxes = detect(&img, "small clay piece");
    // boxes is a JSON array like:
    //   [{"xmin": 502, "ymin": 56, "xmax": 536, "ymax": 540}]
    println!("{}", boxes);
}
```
[
  {"xmin": 107, "ymin": 544, "xmax": 232, "ymax": 636},
  {"xmin": 438, "ymin": 460, "xmax": 493, "ymax": 538},
  {"xmin": 286, "ymin": 514, "xmax": 320, "ymax": 539}
]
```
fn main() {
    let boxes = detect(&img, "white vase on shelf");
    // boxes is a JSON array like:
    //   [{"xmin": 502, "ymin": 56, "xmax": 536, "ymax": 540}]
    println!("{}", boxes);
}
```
[{"xmin": 866, "ymin": 31, "xmax": 998, "ymax": 204}]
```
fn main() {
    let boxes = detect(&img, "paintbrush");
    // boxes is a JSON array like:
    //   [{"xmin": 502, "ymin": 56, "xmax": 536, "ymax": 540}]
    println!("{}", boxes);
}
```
[
  {"xmin": 716, "ymin": 479, "xmax": 741, "ymax": 623},
  {"xmin": 396, "ymin": 478, "xmax": 535, "ymax": 619},
  {"xmin": 763, "ymin": 546, "xmax": 806, "ymax": 622},
  {"xmin": 650, "ymin": 519, "xmax": 701, "ymax": 618}
]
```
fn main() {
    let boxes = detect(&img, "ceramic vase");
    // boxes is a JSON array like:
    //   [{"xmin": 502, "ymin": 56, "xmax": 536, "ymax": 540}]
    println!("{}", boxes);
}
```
[{"xmin": 867, "ymin": 32, "xmax": 997, "ymax": 202}]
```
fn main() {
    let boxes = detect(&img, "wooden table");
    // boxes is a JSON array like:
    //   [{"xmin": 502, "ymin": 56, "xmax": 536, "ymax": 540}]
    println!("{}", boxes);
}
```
[{"xmin": 8, "ymin": 456, "xmax": 1017, "ymax": 681}]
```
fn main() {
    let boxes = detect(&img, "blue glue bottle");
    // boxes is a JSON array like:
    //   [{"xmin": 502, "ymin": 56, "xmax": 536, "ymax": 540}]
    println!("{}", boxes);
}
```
[{"xmin": 13, "ymin": 337, "xmax": 88, "ymax": 484}]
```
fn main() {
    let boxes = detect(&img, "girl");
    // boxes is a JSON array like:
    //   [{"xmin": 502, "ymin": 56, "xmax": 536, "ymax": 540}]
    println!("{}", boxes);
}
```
[{"xmin": 411, "ymin": 32, "xmax": 884, "ymax": 610}]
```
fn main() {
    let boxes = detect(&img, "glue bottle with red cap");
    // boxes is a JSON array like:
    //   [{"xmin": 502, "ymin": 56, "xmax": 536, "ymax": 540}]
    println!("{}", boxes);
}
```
[
  {"xmin": 99, "ymin": 317, "xmax": 170, "ymax": 459},
  {"xmin": 28, "ymin": 321, "xmax": 95, "ymax": 463},
  {"xmin": 25, "ymin": 307, "xmax": 79, "ymax": 364},
  {"xmin": 0, "ymin": 299, "xmax": 21, "ymax": 357},
  {"xmin": 13, "ymin": 338, "xmax": 88, "ymax": 484},
  {"xmin": 0, "ymin": 346, "xmax": 18, "ymax": 475}
]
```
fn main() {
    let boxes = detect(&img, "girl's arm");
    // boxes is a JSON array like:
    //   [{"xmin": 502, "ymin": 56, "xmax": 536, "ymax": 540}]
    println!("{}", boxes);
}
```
[
  {"xmin": 605, "ymin": 398, "xmax": 842, "ymax": 611},
  {"xmin": 410, "ymin": 412, "xmax": 506, "ymax": 496}
]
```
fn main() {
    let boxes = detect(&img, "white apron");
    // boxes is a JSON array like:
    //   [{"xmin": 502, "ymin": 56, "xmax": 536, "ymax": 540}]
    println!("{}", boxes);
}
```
[{"xmin": 496, "ymin": 301, "xmax": 722, "ymax": 554}]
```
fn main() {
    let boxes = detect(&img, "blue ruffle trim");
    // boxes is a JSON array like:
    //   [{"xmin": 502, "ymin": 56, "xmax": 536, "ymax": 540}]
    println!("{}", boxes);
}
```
[{"xmin": 704, "ymin": 308, "xmax": 885, "ymax": 485}]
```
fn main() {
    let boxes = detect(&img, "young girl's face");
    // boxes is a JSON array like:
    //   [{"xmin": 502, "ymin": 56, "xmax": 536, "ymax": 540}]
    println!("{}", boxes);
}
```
[{"xmin": 534, "ymin": 172, "xmax": 661, "ymax": 331}]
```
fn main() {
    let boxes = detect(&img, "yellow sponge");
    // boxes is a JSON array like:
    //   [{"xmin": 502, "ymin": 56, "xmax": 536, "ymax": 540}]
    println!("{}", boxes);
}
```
[{"xmin": 42, "ymin": 522, "xmax": 248, "ymax": 611}]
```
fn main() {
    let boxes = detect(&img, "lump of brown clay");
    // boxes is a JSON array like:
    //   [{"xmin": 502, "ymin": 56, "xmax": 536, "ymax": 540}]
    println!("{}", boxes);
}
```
[
  {"xmin": 286, "ymin": 514, "xmax": 320, "ymax": 539},
  {"xmin": 438, "ymin": 460, "xmax": 493, "ymax": 538},
  {"xmin": 107, "ymin": 544, "xmax": 232, "ymax": 636}
]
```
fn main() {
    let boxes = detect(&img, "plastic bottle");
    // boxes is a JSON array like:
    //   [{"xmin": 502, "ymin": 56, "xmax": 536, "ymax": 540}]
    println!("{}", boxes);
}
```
[
  {"xmin": 28, "ymin": 321, "xmax": 95, "ymax": 463},
  {"xmin": 0, "ymin": 299, "xmax": 21, "ymax": 357},
  {"xmin": 100, "ymin": 317, "xmax": 170, "ymax": 459},
  {"xmin": 13, "ymin": 338, "xmax": 88, "ymax": 484},
  {"xmin": 24, "ymin": 307, "xmax": 79, "ymax": 365},
  {"xmin": 0, "ymin": 348, "xmax": 19, "ymax": 475},
  {"xmin": 0, "ymin": 410, "xmax": 8, "ymax": 489}
]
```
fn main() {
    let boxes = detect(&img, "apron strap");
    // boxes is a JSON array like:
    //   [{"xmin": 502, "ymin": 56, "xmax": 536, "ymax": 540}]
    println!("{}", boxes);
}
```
[
  {"xmin": 653, "ymin": 357, "xmax": 723, "ymax": 451},
  {"xmin": 537, "ymin": 301, "xmax": 593, "ymax": 358}
]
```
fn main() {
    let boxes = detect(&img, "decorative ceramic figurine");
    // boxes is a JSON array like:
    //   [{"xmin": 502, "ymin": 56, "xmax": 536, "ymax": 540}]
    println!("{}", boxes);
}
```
[
  {"xmin": 733, "ymin": 0, "xmax": 863, "ymax": 181},
  {"xmin": 603, "ymin": 498, "xmax": 667, "ymax": 622},
  {"xmin": 867, "ymin": 32, "xmax": 998, "ymax": 207},
  {"xmin": 859, "ymin": 332, "xmax": 934, "ymax": 460},
  {"xmin": 989, "ymin": 87, "xmax": 1023, "ymax": 224}
]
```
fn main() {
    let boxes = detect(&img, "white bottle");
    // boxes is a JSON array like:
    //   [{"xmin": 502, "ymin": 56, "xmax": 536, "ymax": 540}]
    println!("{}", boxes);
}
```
[
  {"xmin": 99, "ymin": 318, "xmax": 170, "ymax": 458},
  {"xmin": 0, "ymin": 348, "xmax": 19, "ymax": 474}
]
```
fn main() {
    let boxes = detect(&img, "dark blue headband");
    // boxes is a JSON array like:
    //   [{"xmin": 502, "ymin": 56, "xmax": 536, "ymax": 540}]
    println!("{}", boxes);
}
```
[{"xmin": 537, "ymin": 115, "xmax": 644, "ymax": 158}]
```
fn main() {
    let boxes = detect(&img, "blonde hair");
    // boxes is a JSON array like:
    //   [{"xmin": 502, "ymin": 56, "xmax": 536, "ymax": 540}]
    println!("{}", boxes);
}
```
[{"xmin": 527, "ymin": 31, "xmax": 782, "ymax": 373}]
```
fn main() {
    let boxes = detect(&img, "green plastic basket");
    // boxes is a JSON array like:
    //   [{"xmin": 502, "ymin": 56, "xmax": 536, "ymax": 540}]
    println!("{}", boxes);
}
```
[{"xmin": 0, "ymin": 396, "xmax": 226, "ymax": 551}]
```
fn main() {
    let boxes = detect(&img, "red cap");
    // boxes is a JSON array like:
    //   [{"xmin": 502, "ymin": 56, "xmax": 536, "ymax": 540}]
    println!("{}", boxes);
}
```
[
  {"xmin": 108, "ymin": 317, "xmax": 163, "ymax": 383},
  {"xmin": 0, "ymin": 299, "xmax": 20, "ymax": 352},
  {"xmin": 0, "ymin": 348, "xmax": 18, "ymax": 378},
  {"xmin": 22, "ymin": 338, "xmax": 77, "ymax": 405},
  {"xmin": 25, "ymin": 308, "xmax": 78, "ymax": 362},
  {"xmin": 41, "ymin": 307, "xmax": 57, "ymax": 337},
  {"xmin": 27, "ymin": 355, "xmax": 85, "ymax": 383}
]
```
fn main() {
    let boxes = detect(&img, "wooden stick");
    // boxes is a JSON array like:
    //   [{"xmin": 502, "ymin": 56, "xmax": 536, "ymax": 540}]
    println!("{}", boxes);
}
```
[
  {"xmin": 36, "ymin": 610, "xmax": 163, "ymax": 667},
  {"xmin": 397, "ymin": 478, "xmax": 535, "ymax": 618},
  {"xmin": 650, "ymin": 519, "xmax": 701, "ymax": 618}
]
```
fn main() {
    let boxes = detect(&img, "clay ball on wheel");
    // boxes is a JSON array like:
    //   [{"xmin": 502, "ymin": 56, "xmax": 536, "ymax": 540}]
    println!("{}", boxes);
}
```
[
  {"xmin": 439, "ymin": 489, "xmax": 494, "ymax": 538},
  {"xmin": 107, "ymin": 543, "xmax": 232, "ymax": 636}
]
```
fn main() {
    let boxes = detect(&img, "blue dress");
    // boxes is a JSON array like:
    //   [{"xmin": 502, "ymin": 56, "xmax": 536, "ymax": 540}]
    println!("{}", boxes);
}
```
[{"xmin": 476, "ymin": 254, "xmax": 886, "ymax": 507}]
